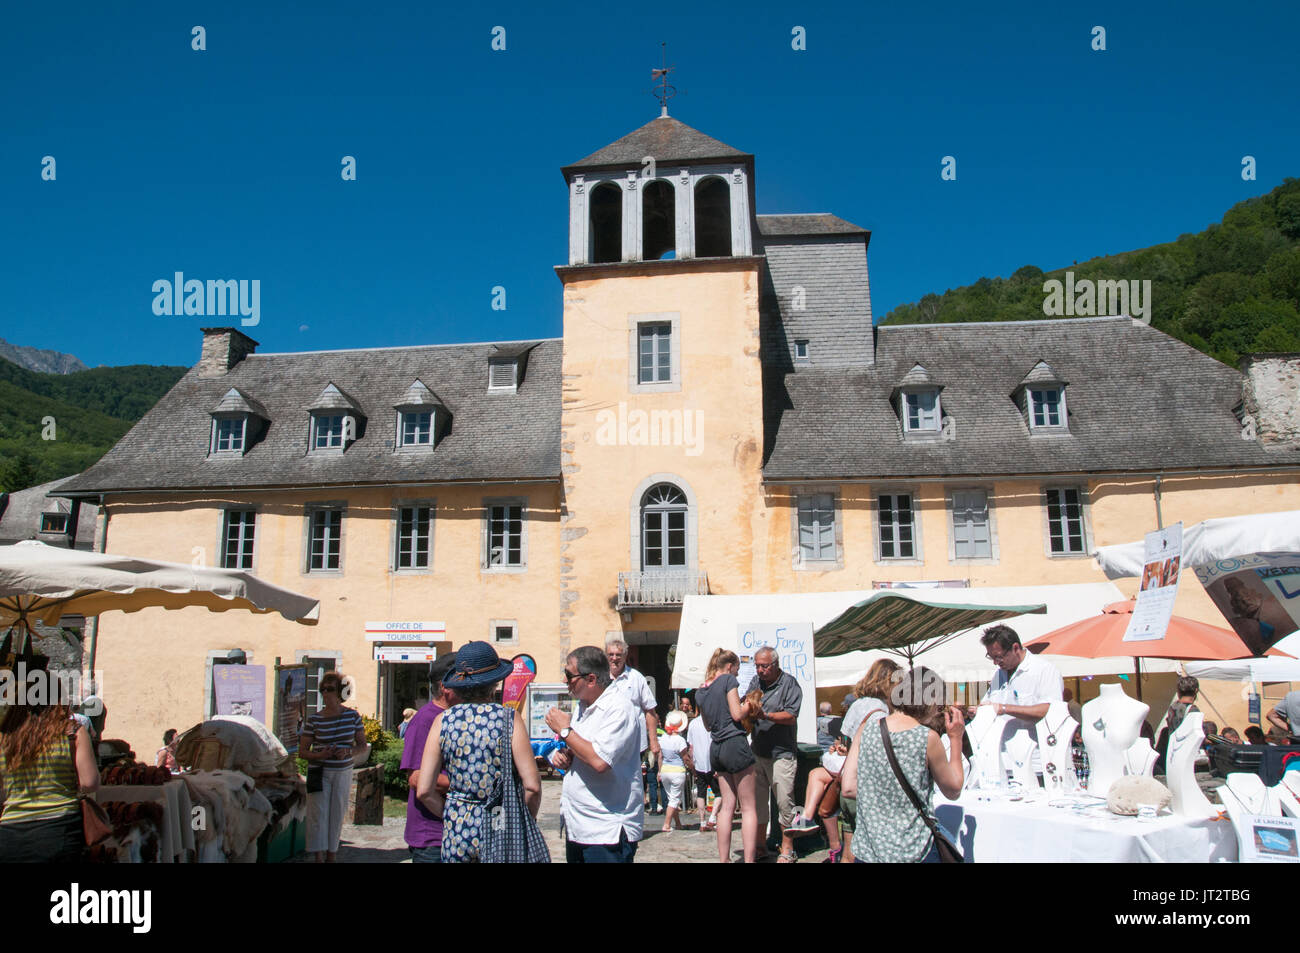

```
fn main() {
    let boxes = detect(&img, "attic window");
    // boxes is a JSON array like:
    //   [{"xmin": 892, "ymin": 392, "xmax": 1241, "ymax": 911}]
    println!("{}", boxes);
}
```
[
  {"xmin": 794, "ymin": 340, "xmax": 810, "ymax": 361},
  {"xmin": 313, "ymin": 414, "xmax": 349, "ymax": 450},
  {"xmin": 488, "ymin": 359, "xmax": 518, "ymax": 392},
  {"xmin": 399, "ymin": 411, "xmax": 433, "ymax": 447},
  {"xmin": 41, "ymin": 513, "xmax": 70, "ymax": 535},
  {"xmin": 903, "ymin": 389, "xmax": 941, "ymax": 433},
  {"xmin": 1028, "ymin": 387, "xmax": 1065, "ymax": 430},
  {"xmin": 211, "ymin": 416, "xmax": 247, "ymax": 453}
]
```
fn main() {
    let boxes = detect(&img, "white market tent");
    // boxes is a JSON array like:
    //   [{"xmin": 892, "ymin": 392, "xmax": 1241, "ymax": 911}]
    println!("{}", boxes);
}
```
[
  {"xmin": 672, "ymin": 582, "xmax": 1178, "ymax": 689},
  {"xmin": 1185, "ymin": 653, "xmax": 1300, "ymax": 683},
  {"xmin": 1093, "ymin": 510, "xmax": 1300, "ymax": 580}
]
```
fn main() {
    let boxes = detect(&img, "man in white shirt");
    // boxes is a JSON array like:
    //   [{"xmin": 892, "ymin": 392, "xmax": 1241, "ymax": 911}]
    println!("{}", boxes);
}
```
[
  {"xmin": 546, "ymin": 645, "xmax": 644, "ymax": 863},
  {"xmin": 976, "ymin": 624, "xmax": 1064, "ymax": 737},
  {"xmin": 605, "ymin": 638, "xmax": 660, "ymax": 757},
  {"xmin": 685, "ymin": 706, "xmax": 717, "ymax": 832}
]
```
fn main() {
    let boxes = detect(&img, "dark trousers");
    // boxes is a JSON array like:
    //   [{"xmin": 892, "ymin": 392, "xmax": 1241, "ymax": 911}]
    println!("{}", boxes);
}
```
[
  {"xmin": 0, "ymin": 813, "xmax": 84, "ymax": 863},
  {"xmin": 565, "ymin": 828, "xmax": 638, "ymax": 863},
  {"xmin": 409, "ymin": 844, "xmax": 442, "ymax": 863}
]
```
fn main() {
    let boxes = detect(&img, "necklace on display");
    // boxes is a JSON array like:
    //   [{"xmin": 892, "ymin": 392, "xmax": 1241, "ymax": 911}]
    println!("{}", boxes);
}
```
[
  {"xmin": 1124, "ymin": 749, "xmax": 1145, "ymax": 775},
  {"xmin": 1092, "ymin": 717, "xmax": 1107, "ymax": 738},
  {"xmin": 1171, "ymin": 718, "xmax": 1198, "ymax": 747},
  {"xmin": 975, "ymin": 713, "xmax": 1003, "ymax": 751},
  {"xmin": 1044, "ymin": 712, "xmax": 1071, "ymax": 747}
]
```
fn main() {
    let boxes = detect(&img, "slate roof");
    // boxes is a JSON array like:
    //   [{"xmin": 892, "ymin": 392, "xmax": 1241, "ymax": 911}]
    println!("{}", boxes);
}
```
[
  {"xmin": 0, "ymin": 476, "xmax": 98, "ymax": 547},
  {"xmin": 58, "ymin": 339, "xmax": 563, "ymax": 495},
  {"xmin": 762, "ymin": 317, "xmax": 1300, "ymax": 480},
  {"xmin": 757, "ymin": 214, "xmax": 870, "ymax": 237},
  {"xmin": 562, "ymin": 117, "xmax": 752, "ymax": 176}
]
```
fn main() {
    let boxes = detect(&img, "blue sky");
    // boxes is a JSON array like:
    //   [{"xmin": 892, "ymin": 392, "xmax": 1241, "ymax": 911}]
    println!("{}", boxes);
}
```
[{"xmin": 2, "ymin": 1, "xmax": 1297, "ymax": 368}]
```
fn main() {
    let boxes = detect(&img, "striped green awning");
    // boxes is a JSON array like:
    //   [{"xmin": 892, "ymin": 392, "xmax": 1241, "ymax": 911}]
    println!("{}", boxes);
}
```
[{"xmin": 814, "ymin": 591, "xmax": 1047, "ymax": 663}]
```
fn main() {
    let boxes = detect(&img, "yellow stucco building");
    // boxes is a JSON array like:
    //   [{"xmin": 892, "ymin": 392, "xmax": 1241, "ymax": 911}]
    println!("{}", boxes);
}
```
[{"xmin": 59, "ymin": 114, "xmax": 1300, "ymax": 755}]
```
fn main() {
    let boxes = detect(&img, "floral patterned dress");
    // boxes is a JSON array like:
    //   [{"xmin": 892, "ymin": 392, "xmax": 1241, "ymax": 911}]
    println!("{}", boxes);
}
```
[{"xmin": 438, "ymin": 703, "xmax": 512, "ymax": 863}]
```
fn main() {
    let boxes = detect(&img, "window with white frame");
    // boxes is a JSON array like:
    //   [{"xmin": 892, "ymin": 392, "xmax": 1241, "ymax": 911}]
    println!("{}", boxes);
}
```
[
  {"xmin": 312, "ymin": 414, "xmax": 346, "ymax": 450},
  {"xmin": 1029, "ymin": 387, "xmax": 1065, "ymax": 429},
  {"xmin": 903, "ymin": 390, "xmax": 941, "ymax": 433},
  {"xmin": 222, "ymin": 509, "xmax": 256, "ymax": 569},
  {"xmin": 299, "ymin": 654, "xmax": 340, "ymax": 714},
  {"xmin": 878, "ymin": 493, "xmax": 916, "ymax": 559},
  {"xmin": 794, "ymin": 340, "xmax": 810, "ymax": 361},
  {"xmin": 640, "ymin": 483, "xmax": 687, "ymax": 570},
  {"xmin": 797, "ymin": 493, "xmax": 836, "ymax": 562},
  {"xmin": 307, "ymin": 507, "xmax": 343, "ymax": 571},
  {"xmin": 212, "ymin": 416, "xmax": 246, "ymax": 453},
  {"xmin": 485, "ymin": 503, "xmax": 524, "ymax": 569},
  {"xmin": 951, "ymin": 490, "xmax": 991, "ymax": 559},
  {"xmin": 395, "ymin": 505, "xmax": 433, "ymax": 570},
  {"xmin": 1045, "ymin": 487, "xmax": 1086, "ymax": 554},
  {"xmin": 638, "ymin": 323, "xmax": 672, "ymax": 384},
  {"xmin": 398, "ymin": 410, "xmax": 433, "ymax": 447}
]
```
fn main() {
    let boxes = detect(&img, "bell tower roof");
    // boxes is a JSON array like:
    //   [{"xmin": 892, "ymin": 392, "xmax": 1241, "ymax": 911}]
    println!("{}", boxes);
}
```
[{"xmin": 561, "ymin": 117, "xmax": 752, "ymax": 179}]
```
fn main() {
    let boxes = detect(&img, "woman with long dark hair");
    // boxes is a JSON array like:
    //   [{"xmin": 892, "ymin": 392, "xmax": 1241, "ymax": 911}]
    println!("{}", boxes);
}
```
[{"xmin": 0, "ymin": 660, "xmax": 100, "ymax": 862}]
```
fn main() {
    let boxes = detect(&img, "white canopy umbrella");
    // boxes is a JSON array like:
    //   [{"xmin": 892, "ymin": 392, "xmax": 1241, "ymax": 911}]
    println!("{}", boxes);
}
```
[
  {"xmin": 1093, "ymin": 511, "xmax": 1300, "ymax": 579},
  {"xmin": 0, "ymin": 540, "xmax": 319, "ymax": 649},
  {"xmin": 674, "ymin": 582, "xmax": 1167, "ymax": 688}
]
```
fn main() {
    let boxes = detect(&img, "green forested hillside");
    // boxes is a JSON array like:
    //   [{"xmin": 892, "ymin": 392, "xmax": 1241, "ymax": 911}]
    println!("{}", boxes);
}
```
[
  {"xmin": 0, "ymin": 361, "xmax": 187, "ymax": 492},
  {"xmin": 883, "ymin": 178, "xmax": 1300, "ymax": 365}
]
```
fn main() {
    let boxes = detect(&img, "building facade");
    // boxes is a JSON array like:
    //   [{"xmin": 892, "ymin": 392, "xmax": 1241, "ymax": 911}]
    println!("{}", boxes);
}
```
[{"xmin": 59, "ymin": 114, "xmax": 1300, "ymax": 754}]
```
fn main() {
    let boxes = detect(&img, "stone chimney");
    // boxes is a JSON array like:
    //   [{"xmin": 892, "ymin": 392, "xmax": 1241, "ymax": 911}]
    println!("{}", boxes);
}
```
[
  {"xmin": 1239, "ymin": 353, "xmax": 1300, "ymax": 448},
  {"xmin": 198, "ymin": 327, "xmax": 259, "ymax": 378}
]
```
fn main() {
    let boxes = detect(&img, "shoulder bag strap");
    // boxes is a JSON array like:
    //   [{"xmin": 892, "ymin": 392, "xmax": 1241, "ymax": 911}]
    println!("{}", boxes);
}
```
[{"xmin": 878, "ymin": 719, "xmax": 947, "ymax": 846}]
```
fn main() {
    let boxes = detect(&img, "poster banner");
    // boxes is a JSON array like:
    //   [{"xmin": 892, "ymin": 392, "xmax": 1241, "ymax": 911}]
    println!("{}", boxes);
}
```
[
  {"xmin": 526, "ymin": 683, "xmax": 572, "ymax": 739},
  {"xmin": 1124, "ymin": 523, "xmax": 1183, "ymax": 642},
  {"xmin": 1194, "ymin": 552, "xmax": 1300, "ymax": 655},
  {"xmin": 503, "ymin": 654, "xmax": 537, "ymax": 711},
  {"xmin": 275, "ymin": 665, "xmax": 307, "ymax": 755},
  {"xmin": 213, "ymin": 664, "xmax": 267, "ymax": 724},
  {"xmin": 736, "ymin": 622, "xmax": 817, "ymax": 746}
]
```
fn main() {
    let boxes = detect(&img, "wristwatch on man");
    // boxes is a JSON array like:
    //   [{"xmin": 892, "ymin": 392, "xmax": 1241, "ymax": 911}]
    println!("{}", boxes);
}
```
[{"xmin": 560, "ymin": 726, "xmax": 572, "ymax": 740}]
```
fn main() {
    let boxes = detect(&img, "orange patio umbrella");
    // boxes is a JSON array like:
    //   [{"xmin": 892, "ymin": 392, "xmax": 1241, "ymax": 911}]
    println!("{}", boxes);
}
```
[{"xmin": 1025, "ymin": 600, "xmax": 1291, "ymax": 700}]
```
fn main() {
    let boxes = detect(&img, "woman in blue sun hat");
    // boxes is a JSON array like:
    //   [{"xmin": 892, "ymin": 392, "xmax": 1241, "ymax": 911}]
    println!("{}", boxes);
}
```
[{"xmin": 417, "ymin": 641, "xmax": 542, "ymax": 863}]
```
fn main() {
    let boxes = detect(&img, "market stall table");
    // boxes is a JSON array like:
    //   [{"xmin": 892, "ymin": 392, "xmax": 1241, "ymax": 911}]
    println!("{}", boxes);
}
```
[
  {"xmin": 935, "ymin": 793, "xmax": 1237, "ymax": 863},
  {"xmin": 97, "ymin": 779, "xmax": 195, "ymax": 863}
]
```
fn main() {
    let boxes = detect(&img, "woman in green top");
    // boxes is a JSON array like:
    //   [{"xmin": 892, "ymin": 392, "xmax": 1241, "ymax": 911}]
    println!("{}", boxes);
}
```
[
  {"xmin": 840, "ymin": 666, "xmax": 964, "ymax": 863},
  {"xmin": 0, "ymin": 668, "xmax": 100, "ymax": 862}
]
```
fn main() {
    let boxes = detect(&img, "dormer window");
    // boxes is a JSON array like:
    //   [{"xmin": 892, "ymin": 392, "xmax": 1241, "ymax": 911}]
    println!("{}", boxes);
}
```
[
  {"xmin": 1028, "ymin": 387, "xmax": 1064, "ymax": 429},
  {"xmin": 313, "ymin": 414, "xmax": 347, "ymax": 450},
  {"xmin": 40, "ymin": 512, "xmax": 70, "ymax": 535},
  {"xmin": 488, "ymin": 359, "xmax": 518, "ymax": 392},
  {"xmin": 393, "ymin": 379, "xmax": 447, "ymax": 452},
  {"xmin": 207, "ymin": 388, "xmax": 267, "ymax": 458},
  {"xmin": 903, "ymin": 390, "xmax": 941, "ymax": 433},
  {"xmin": 308, "ymin": 383, "xmax": 363, "ymax": 452},
  {"xmin": 399, "ymin": 411, "xmax": 433, "ymax": 447}
]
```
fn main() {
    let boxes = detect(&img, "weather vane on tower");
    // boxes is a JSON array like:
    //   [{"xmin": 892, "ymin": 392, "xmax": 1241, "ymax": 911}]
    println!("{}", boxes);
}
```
[{"xmin": 651, "ymin": 43, "xmax": 676, "ymax": 118}]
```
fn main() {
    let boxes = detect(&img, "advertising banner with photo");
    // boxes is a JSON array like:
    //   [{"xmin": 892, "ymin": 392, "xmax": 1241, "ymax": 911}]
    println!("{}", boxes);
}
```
[
  {"xmin": 274, "ymin": 664, "xmax": 308, "ymax": 755},
  {"xmin": 213, "ymin": 664, "xmax": 267, "ymax": 724},
  {"xmin": 503, "ymin": 654, "xmax": 537, "ymax": 712},
  {"xmin": 737, "ymin": 622, "xmax": 817, "ymax": 746},
  {"xmin": 1194, "ymin": 552, "xmax": 1300, "ymax": 655},
  {"xmin": 1124, "ymin": 523, "xmax": 1183, "ymax": 643}
]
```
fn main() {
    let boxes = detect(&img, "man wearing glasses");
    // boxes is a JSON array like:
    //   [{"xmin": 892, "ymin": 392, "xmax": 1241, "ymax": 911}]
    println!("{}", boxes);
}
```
[
  {"xmin": 744, "ymin": 646, "xmax": 803, "ymax": 863},
  {"xmin": 545, "ymin": 646, "xmax": 644, "ymax": 863},
  {"xmin": 976, "ymin": 624, "xmax": 1063, "ymax": 735}
]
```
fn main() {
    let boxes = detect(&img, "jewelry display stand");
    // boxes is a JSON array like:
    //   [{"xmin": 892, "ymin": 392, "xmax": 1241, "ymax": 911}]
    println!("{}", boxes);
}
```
[
  {"xmin": 1165, "ymin": 711, "xmax": 1218, "ymax": 818},
  {"xmin": 1035, "ymin": 701, "xmax": 1077, "ymax": 794},
  {"xmin": 1081, "ymin": 683, "xmax": 1149, "ymax": 796},
  {"xmin": 967, "ymin": 707, "xmax": 1010, "ymax": 789},
  {"xmin": 1123, "ymin": 738, "xmax": 1158, "ymax": 778},
  {"xmin": 1004, "ymin": 730, "xmax": 1040, "ymax": 791}
]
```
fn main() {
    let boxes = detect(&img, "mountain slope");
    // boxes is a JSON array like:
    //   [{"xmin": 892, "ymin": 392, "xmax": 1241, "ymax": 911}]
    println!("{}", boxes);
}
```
[
  {"xmin": 0, "ymin": 337, "xmax": 88, "ymax": 374},
  {"xmin": 883, "ymin": 178, "xmax": 1300, "ymax": 366}
]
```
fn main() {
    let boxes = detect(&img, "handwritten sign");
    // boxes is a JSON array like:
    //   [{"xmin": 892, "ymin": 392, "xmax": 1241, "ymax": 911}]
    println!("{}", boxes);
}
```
[{"xmin": 736, "ymin": 622, "xmax": 816, "ymax": 746}]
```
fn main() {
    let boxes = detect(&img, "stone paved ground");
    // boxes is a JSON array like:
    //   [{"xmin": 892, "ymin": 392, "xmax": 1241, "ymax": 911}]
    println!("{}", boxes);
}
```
[{"xmin": 297, "ymin": 778, "xmax": 834, "ymax": 863}]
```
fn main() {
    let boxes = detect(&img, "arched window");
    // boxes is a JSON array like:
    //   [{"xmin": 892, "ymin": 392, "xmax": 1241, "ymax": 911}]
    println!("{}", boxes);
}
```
[
  {"xmin": 642, "ymin": 179, "xmax": 676, "ymax": 260},
  {"xmin": 640, "ymin": 483, "xmax": 687, "ymax": 570},
  {"xmin": 589, "ymin": 182, "xmax": 622, "ymax": 264},
  {"xmin": 694, "ymin": 176, "xmax": 732, "ymax": 257}
]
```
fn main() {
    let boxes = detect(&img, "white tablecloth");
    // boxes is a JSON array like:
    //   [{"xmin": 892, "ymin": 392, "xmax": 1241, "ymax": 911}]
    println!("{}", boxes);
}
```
[
  {"xmin": 98, "ymin": 779, "xmax": 195, "ymax": 863},
  {"xmin": 937, "ymin": 794, "xmax": 1238, "ymax": 863}
]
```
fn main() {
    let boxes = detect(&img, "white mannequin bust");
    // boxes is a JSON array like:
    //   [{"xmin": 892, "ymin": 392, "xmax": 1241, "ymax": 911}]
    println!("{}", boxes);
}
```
[
  {"xmin": 967, "ymin": 706, "xmax": 1010, "ymax": 789},
  {"xmin": 1035, "ymin": 701, "xmax": 1077, "ymax": 794},
  {"xmin": 1123, "ymin": 737, "xmax": 1158, "ymax": 777},
  {"xmin": 1081, "ymin": 683, "xmax": 1149, "ymax": 796},
  {"xmin": 1004, "ymin": 729, "xmax": 1040, "ymax": 791},
  {"xmin": 1165, "ymin": 711, "xmax": 1218, "ymax": 818}
]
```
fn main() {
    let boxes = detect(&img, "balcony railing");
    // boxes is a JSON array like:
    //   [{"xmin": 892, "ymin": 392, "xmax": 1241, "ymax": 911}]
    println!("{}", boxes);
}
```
[{"xmin": 616, "ymin": 571, "xmax": 709, "ymax": 609}]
